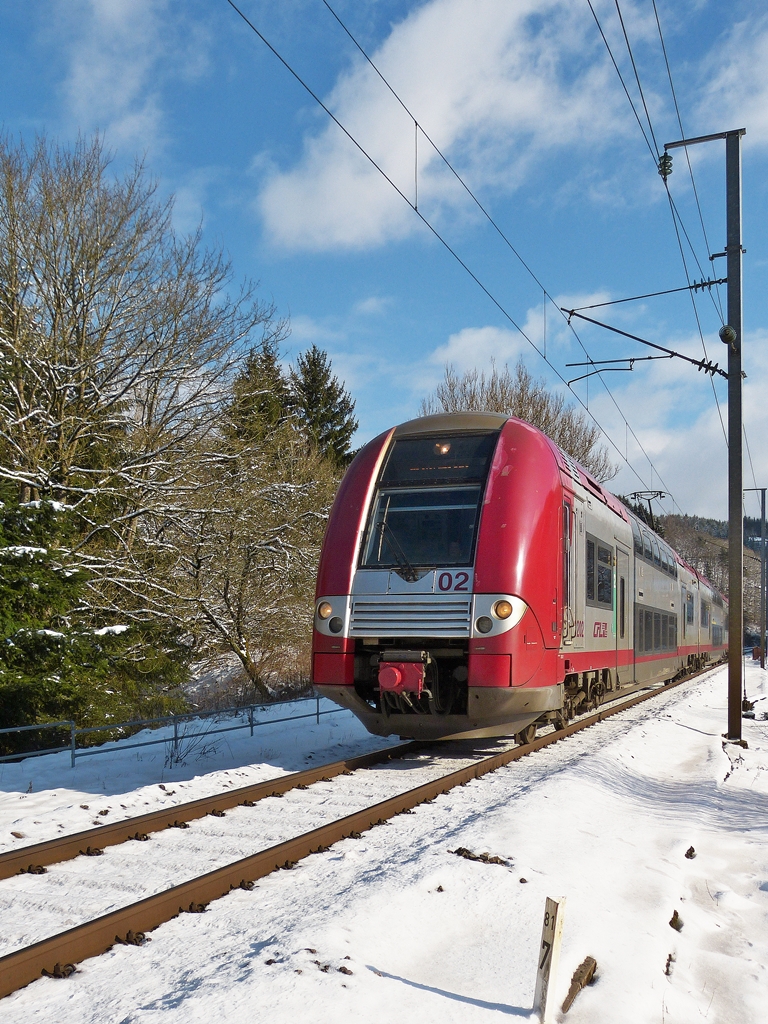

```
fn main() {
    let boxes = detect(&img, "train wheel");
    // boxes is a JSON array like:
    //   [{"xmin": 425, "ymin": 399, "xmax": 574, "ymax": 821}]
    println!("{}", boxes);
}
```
[{"xmin": 516, "ymin": 724, "xmax": 536, "ymax": 745}]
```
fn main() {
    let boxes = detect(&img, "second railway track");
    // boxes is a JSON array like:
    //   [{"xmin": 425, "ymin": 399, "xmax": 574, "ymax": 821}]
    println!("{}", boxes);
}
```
[{"xmin": 0, "ymin": 665, "xmax": 722, "ymax": 1001}]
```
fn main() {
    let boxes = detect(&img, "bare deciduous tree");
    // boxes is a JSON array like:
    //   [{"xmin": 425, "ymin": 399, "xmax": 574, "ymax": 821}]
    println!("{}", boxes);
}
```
[
  {"xmin": 0, "ymin": 133, "xmax": 350, "ymax": 716},
  {"xmin": 0, "ymin": 134, "xmax": 274, "ymax": 628},
  {"xmin": 163, "ymin": 427, "xmax": 339, "ymax": 699},
  {"xmin": 420, "ymin": 359, "xmax": 617, "ymax": 482}
]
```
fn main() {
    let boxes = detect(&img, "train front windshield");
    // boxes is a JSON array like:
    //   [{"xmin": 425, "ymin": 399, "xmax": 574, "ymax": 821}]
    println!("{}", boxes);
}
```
[{"xmin": 361, "ymin": 431, "xmax": 500, "ymax": 570}]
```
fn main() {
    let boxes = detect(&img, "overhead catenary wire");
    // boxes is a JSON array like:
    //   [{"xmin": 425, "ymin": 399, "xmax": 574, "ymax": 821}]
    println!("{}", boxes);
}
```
[
  {"xmin": 315, "ymin": 0, "xmax": 684, "ymax": 512},
  {"xmin": 744, "ymin": 426, "xmax": 761, "ymax": 515},
  {"xmin": 661, "ymin": 183, "xmax": 728, "ymax": 444},
  {"xmin": 650, "ymin": 8, "xmax": 761, "ymax": 524},
  {"xmin": 562, "ymin": 310, "xmax": 727, "ymax": 378},
  {"xmin": 647, "ymin": 0, "xmax": 744, "ymax": 459},
  {"xmin": 321, "ymin": 0, "xmax": 685, "ymax": 512},
  {"xmin": 587, "ymin": 2, "xmax": 720, "ymax": 309},
  {"xmin": 651, "ymin": 0, "xmax": 724, "ymax": 323},
  {"xmin": 224, "ymin": 0, "xmax": 681, "ymax": 506},
  {"xmin": 595, "ymin": 0, "xmax": 723, "ymax": 324},
  {"xmin": 612, "ymin": 0, "xmax": 660, "ymax": 157},
  {"xmin": 590, "ymin": 0, "xmax": 729, "ymax": 451},
  {"xmin": 570, "ymin": 277, "xmax": 727, "ymax": 312}
]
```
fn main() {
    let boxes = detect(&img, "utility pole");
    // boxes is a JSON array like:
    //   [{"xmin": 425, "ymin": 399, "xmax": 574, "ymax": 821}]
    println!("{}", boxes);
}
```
[{"xmin": 664, "ymin": 128, "xmax": 746, "ymax": 740}]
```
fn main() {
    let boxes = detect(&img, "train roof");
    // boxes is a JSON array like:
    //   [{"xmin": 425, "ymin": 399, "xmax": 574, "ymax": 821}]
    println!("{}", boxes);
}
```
[
  {"xmin": 387, "ymin": 411, "xmax": 728, "ymax": 607},
  {"xmin": 393, "ymin": 412, "xmax": 508, "ymax": 436}
]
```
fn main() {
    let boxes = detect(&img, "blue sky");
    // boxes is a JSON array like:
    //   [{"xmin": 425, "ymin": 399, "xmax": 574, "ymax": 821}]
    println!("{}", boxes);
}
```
[{"xmin": 2, "ymin": 0, "xmax": 767, "ymax": 518}]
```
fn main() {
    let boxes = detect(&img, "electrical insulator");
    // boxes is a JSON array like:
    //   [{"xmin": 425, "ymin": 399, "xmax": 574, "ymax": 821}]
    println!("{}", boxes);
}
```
[{"xmin": 658, "ymin": 153, "xmax": 673, "ymax": 181}]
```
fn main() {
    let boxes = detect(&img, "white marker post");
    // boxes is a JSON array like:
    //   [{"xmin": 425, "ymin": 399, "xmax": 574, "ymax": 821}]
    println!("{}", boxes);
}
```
[{"xmin": 533, "ymin": 897, "xmax": 566, "ymax": 1023}]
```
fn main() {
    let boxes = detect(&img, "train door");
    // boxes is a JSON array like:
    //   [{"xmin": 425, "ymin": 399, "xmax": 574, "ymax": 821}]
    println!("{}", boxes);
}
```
[
  {"xmin": 615, "ymin": 544, "xmax": 633, "ymax": 685},
  {"xmin": 572, "ymin": 497, "xmax": 586, "ymax": 650},
  {"xmin": 681, "ymin": 583, "xmax": 689, "ymax": 647},
  {"xmin": 562, "ymin": 499, "xmax": 575, "ymax": 645}
]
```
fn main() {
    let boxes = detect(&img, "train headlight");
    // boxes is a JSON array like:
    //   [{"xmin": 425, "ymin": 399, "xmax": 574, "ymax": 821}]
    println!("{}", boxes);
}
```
[
  {"xmin": 328, "ymin": 616, "xmax": 344, "ymax": 634},
  {"xmin": 473, "ymin": 595, "xmax": 527, "ymax": 635},
  {"xmin": 317, "ymin": 601, "xmax": 333, "ymax": 620}
]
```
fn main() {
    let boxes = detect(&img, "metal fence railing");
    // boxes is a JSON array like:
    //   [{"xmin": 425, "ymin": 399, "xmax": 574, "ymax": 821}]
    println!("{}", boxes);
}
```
[{"xmin": 0, "ymin": 696, "xmax": 345, "ymax": 768}]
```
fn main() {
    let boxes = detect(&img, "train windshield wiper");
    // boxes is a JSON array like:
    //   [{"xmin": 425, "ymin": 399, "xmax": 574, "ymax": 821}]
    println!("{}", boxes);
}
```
[{"xmin": 376, "ymin": 520, "xmax": 423, "ymax": 582}]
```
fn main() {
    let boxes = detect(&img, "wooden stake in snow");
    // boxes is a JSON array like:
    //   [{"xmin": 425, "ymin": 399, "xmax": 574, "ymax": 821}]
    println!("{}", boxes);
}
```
[
  {"xmin": 561, "ymin": 955, "xmax": 597, "ymax": 1013},
  {"xmin": 533, "ymin": 897, "xmax": 566, "ymax": 1023}
]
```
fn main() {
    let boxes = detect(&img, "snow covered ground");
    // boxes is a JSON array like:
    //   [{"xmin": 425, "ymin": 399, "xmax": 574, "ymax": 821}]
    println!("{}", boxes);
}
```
[
  {"xmin": 3, "ymin": 663, "xmax": 768, "ymax": 1023},
  {"xmin": 0, "ymin": 698, "xmax": 400, "ymax": 852}
]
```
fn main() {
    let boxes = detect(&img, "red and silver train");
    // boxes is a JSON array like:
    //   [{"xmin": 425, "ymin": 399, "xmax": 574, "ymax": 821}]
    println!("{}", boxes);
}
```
[{"xmin": 312, "ymin": 412, "xmax": 727, "ymax": 741}]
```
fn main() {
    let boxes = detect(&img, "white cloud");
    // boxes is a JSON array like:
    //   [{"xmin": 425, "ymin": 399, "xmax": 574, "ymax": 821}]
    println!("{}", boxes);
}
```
[
  {"xmin": 697, "ymin": 15, "xmax": 768, "ymax": 147},
  {"xmin": 171, "ymin": 167, "xmax": 223, "ymax": 236},
  {"xmin": 52, "ymin": 0, "xmax": 209, "ymax": 153},
  {"xmin": 55, "ymin": 0, "xmax": 165, "ymax": 149},
  {"xmin": 427, "ymin": 325, "xmax": 526, "ymax": 374},
  {"xmin": 556, "ymin": 291, "xmax": 613, "ymax": 319},
  {"xmin": 288, "ymin": 314, "xmax": 346, "ymax": 344},
  {"xmin": 257, "ymin": 0, "xmax": 634, "ymax": 251},
  {"xmin": 353, "ymin": 296, "xmax": 392, "ymax": 316}
]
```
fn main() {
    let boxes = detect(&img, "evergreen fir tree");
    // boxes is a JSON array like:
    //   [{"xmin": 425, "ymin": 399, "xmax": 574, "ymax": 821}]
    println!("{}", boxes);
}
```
[
  {"xmin": 0, "ymin": 492, "xmax": 187, "ymax": 747},
  {"xmin": 289, "ymin": 345, "xmax": 358, "ymax": 467},
  {"xmin": 227, "ymin": 335, "xmax": 291, "ymax": 442}
]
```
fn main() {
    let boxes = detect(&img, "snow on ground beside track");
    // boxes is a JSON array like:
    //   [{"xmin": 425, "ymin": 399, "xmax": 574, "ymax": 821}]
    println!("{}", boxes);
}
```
[
  {"xmin": 0, "ymin": 699, "xmax": 400, "ymax": 851},
  {"xmin": 3, "ymin": 662, "xmax": 768, "ymax": 1023}
]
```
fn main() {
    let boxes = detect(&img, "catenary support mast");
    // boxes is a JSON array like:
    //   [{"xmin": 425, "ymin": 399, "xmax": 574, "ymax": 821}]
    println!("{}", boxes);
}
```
[{"xmin": 664, "ymin": 128, "xmax": 745, "ymax": 740}]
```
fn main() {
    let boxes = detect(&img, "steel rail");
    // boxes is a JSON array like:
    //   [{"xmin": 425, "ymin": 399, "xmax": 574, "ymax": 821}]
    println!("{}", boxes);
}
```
[
  {"xmin": 0, "ymin": 742, "xmax": 420, "ymax": 882},
  {"xmin": 0, "ymin": 667, "xmax": 717, "ymax": 1000}
]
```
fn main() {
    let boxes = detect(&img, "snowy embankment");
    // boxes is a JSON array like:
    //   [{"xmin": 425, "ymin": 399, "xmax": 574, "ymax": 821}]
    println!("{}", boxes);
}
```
[
  {"xmin": 0, "ymin": 699, "xmax": 399, "ymax": 851},
  {"xmin": 3, "ymin": 664, "xmax": 768, "ymax": 1024}
]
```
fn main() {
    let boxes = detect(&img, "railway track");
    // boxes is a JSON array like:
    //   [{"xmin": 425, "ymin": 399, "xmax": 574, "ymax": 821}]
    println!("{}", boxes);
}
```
[
  {"xmin": 0, "ymin": 741, "xmax": 421, "ymax": 882},
  {"xmin": 0, "ymin": 666, "xmax": 719, "ymax": 1001}
]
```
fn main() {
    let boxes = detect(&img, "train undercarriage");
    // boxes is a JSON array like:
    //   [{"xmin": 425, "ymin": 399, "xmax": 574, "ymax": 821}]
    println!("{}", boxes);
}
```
[{"xmin": 314, "ymin": 637, "xmax": 723, "ymax": 743}]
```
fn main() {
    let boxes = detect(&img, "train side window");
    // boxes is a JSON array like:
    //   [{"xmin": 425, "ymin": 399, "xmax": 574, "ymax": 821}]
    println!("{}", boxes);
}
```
[
  {"xmin": 631, "ymin": 518, "xmax": 643, "ymax": 555},
  {"xmin": 653, "ymin": 612, "xmax": 661, "ymax": 651},
  {"xmin": 597, "ymin": 544, "xmax": 612, "ymax": 605},
  {"xmin": 619, "ymin": 578, "xmax": 625, "ymax": 638},
  {"xmin": 643, "ymin": 532, "xmax": 652, "ymax": 561},
  {"xmin": 645, "ymin": 610, "xmax": 653, "ymax": 651},
  {"xmin": 686, "ymin": 592, "xmax": 695, "ymax": 625},
  {"xmin": 652, "ymin": 538, "xmax": 661, "ymax": 567},
  {"xmin": 661, "ymin": 614, "xmax": 668, "ymax": 649},
  {"xmin": 586, "ymin": 536, "xmax": 613, "ymax": 608},
  {"xmin": 701, "ymin": 600, "xmax": 710, "ymax": 629},
  {"xmin": 636, "ymin": 606, "xmax": 644, "ymax": 652}
]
